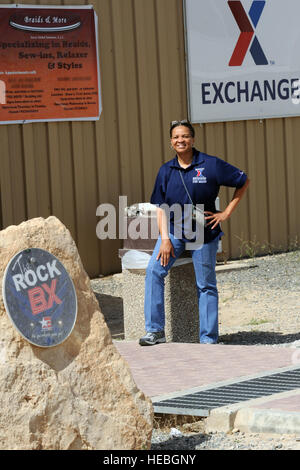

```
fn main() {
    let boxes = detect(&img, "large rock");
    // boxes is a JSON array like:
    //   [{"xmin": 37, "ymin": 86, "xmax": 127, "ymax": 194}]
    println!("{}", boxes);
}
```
[{"xmin": 0, "ymin": 216, "xmax": 153, "ymax": 450}]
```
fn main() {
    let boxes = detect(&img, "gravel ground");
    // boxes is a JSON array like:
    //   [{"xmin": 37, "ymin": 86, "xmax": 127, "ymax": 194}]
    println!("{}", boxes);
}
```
[
  {"xmin": 217, "ymin": 250, "xmax": 300, "ymax": 347},
  {"xmin": 91, "ymin": 249, "xmax": 300, "ymax": 451},
  {"xmin": 151, "ymin": 426, "xmax": 300, "ymax": 450}
]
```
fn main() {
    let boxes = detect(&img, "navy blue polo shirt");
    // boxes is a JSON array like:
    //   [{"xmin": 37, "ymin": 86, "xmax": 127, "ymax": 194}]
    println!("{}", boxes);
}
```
[{"xmin": 150, "ymin": 148, "xmax": 247, "ymax": 244}]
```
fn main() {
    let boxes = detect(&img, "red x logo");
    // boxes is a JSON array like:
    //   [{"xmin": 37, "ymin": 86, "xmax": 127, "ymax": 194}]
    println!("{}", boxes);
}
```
[{"xmin": 228, "ymin": 1, "xmax": 268, "ymax": 66}]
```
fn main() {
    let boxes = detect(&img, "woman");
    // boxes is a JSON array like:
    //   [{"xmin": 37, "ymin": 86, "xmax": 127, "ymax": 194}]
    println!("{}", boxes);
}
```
[{"xmin": 139, "ymin": 120, "xmax": 250, "ymax": 346}]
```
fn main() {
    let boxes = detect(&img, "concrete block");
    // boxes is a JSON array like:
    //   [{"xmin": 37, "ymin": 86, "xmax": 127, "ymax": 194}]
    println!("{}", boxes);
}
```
[
  {"xmin": 205, "ymin": 407, "xmax": 239, "ymax": 433},
  {"xmin": 234, "ymin": 408, "xmax": 300, "ymax": 435},
  {"xmin": 122, "ymin": 262, "xmax": 199, "ymax": 342}
]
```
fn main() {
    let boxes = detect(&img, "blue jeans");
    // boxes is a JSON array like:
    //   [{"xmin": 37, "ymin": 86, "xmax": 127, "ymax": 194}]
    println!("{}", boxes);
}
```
[{"xmin": 144, "ymin": 234, "xmax": 219, "ymax": 343}]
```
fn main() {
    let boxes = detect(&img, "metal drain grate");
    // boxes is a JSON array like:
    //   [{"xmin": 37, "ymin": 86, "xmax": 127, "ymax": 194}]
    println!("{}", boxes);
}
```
[{"xmin": 153, "ymin": 368, "xmax": 300, "ymax": 416}]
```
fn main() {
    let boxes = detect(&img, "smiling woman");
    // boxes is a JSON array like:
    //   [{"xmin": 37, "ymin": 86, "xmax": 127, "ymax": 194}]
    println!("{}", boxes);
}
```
[
  {"xmin": 139, "ymin": 120, "xmax": 250, "ymax": 346},
  {"xmin": 169, "ymin": 120, "xmax": 195, "ymax": 168}
]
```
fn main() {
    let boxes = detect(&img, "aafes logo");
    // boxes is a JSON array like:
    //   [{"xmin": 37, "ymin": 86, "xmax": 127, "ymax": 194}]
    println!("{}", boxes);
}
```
[
  {"xmin": 193, "ymin": 168, "xmax": 207, "ymax": 184},
  {"xmin": 228, "ymin": 0, "xmax": 268, "ymax": 66}
]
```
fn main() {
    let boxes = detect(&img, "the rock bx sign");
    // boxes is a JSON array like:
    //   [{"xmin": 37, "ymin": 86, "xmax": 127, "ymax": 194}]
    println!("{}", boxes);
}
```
[{"xmin": 2, "ymin": 248, "xmax": 77, "ymax": 347}]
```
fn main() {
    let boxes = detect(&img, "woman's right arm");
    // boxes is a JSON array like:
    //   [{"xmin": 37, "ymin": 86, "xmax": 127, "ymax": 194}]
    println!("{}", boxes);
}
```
[{"xmin": 156, "ymin": 208, "xmax": 175, "ymax": 267}]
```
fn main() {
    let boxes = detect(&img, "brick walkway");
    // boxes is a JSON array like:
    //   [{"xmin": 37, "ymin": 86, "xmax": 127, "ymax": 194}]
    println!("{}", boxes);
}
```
[{"xmin": 114, "ymin": 341, "xmax": 300, "ymax": 413}]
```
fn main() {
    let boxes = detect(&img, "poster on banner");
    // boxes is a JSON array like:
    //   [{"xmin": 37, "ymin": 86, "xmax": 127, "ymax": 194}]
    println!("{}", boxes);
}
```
[
  {"xmin": 184, "ymin": 0, "xmax": 300, "ymax": 123},
  {"xmin": 2, "ymin": 248, "xmax": 77, "ymax": 348},
  {"xmin": 0, "ymin": 4, "xmax": 101, "ymax": 124}
]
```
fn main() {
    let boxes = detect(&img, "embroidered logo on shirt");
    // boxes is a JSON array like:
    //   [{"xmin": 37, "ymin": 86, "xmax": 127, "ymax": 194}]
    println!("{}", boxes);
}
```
[{"xmin": 193, "ymin": 168, "xmax": 207, "ymax": 184}]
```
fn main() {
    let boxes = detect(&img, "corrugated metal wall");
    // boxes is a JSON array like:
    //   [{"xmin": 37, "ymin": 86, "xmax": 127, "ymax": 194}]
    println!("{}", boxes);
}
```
[{"xmin": 1, "ymin": 0, "xmax": 300, "ymax": 277}]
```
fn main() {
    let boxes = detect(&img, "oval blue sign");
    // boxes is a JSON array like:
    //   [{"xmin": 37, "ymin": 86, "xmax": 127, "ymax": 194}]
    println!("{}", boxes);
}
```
[{"xmin": 2, "ymin": 248, "xmax": 77, "ymax": 348}]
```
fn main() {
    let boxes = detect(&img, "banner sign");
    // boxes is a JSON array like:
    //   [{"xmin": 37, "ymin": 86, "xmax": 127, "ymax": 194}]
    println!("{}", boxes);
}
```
[
  {"xmin": 185, "ymin": 0, "xmax": 300, "ymax": 123},
  {"xmin": 0, "ymin": 4, "xmax": 101, "ymax": 124},
  {"xmin": 2, "ymin": 248, "xmax": 77, "ymax": 348}
]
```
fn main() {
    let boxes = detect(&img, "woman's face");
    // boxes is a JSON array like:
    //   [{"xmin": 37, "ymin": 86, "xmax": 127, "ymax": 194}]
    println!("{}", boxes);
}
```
[{"xmin": 170, "ymin": 125, "xmax": 194, "ymax": 155}]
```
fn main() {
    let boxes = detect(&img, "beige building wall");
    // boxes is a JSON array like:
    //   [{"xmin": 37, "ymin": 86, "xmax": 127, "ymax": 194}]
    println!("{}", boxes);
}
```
[{"xmin": 1, "ymin": 0, "xmax": 300, "ymax": 277}]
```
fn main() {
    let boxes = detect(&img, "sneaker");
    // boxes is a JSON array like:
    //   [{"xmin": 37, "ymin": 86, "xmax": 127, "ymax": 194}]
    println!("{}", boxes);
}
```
[{"xmin": 139, "ymin": 331, "xmax": 166, "ymax": 346}]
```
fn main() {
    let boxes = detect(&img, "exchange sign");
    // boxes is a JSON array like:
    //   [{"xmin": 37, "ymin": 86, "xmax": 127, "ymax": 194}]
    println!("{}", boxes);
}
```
[
  {"xmin": 2, "ymin": 248, "xmax": 77, "ymax": 347},
  {"xmin": 185, "ymin": 0, "xmax": 300, "ymax": 123}
]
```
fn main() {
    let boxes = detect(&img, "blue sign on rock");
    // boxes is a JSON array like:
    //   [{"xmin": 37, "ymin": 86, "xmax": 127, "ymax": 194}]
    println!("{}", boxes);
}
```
[{"xmin": 2, "ymin": 248, "xmax": 77, "ymax": 348}]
